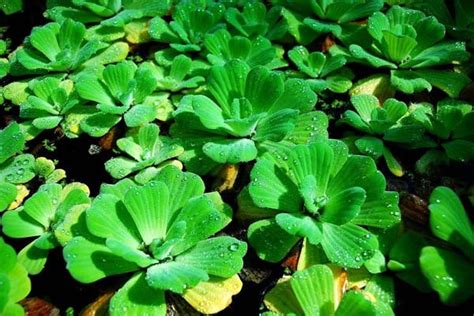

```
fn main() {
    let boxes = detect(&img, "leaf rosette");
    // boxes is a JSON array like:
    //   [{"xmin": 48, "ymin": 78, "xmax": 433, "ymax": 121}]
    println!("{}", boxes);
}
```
[
  {"xmin": 241, "ymin": 140, "xmax": 400, "ymax": 268},
  {"xmin": 63, "ymin": 166, "xmax": 247, "ymax": 315}
]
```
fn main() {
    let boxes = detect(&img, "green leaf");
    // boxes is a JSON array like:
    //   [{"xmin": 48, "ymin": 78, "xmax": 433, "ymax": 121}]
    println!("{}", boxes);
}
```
[
  {"xmin": 168, "ymin": 194, "xmax": 232, "ymax": 256},
  {"xmin": 124, "ymin": 104, "xmax": 157, "ymax": 127},
  {"xmin": 64, "ymin": 236, "xmax": 140, "ymax": 283},
  {"xmin": 387, "ymin": 231, "xmax": 431, "ymax": 292},
  {"xmin": 176, "ymin": 236, "xmax": 246, "ymax": 278},
  {"xmin": 442, "ymin": 140, "xmax": 474, "ymax": 162},
  {"xmin": 264, "ymin": 278, "xmax": 304, "ymax": 315},
  {"xmin": 390, "ymin": 70, "xmax": 432, "ymax": 94},
  {"xmin": 429, "ymin": 186, "xmax": 474, "ymax": 258},
  {"xmin": 109, "ymin": 272, "xmax": 166, "ymax": 316},
  {"xmin": 0, "ymin": 183, "xmax": 16, "ymax": 212},
  {"xmin": 153, "ymin": 166, "xmax": 205, "ymax": 216},
  {"xmin": 291, "ymin": 265, "xmax": 335, "ymax": 316},
  {"xmin": 322, "ymin": 187, "xmax": 366, "ymax": 225},
  {"xmin": 415, "ymin": 70, "xmax": 471, "ymax": 98},
  {"xmin": 245, "ymin": 66, "xmax": 284, "ymax": 113},
  {"xmin": 123, "ymin": 181, "xmax": 170, "ymax": 244},
  {"xmin": 253, "ymin": 109, "xmax": 298, "ymax": 142},
  {"xmin": 202, "ymin": 139, "xmax": 258, "ymax": 164},
  {"xmin": 275, "ymin": 213, "xmax": 322, "ymax": 245},
  {"xmin": 208, "ymin": 60, "xmax": 249, "ymax": 117},
  {"xmin": 0, "ymin": 0, "xmax": 23, "ymax": 14},
  {"xmin": 2, "ymin": 209, "xmax": 44, "ymax": 238},
  {"xmin": 335, "ymin": 291, "xmax": 376, "ymax": 316},
  {"xmin": 145, "ymin": 261, "xmax": 208, "ymax": 294},
  {"xmin": 0, "ymin": 123, "xmax": 25, "ymax": 164},
  {"xmin": 288, "ymin": 142, "xmax": 334, "ymax": 197},
  {"xmin": 350, "ymin": 94, "xmax": 379, "ymax": 123},
  {"xmin": 86, "ymin": 194, "xmax": 142, "ymax": 248},
  {"xmin": 248, "ymin": 219, "xmax": 300, "ymax": 263},
  {"xmin": 80, "ymin": 112, "xmax": 121, "ymax": 137},
  {"xmin": 355, "ymin": 136, "xmax": 384, "ymax": 160},
  {"xmin": 23, "ymin": 191, "xmax": 54, "ymax": 229},
  {"xmin": 320, "ymin": 223, "xmax": 378, "ymax": 268},
  {"xmin": 249, "ymin": 159, "xmax": 301, "ymax": 212},
  {"xmin": 420, "ymin": 246, "xmax": 474, "ymax": 305},
  {"xmin": 17, "ymin": 241, "xmax": 48, "ymax": 275},
  {"xmin": 353, "ymin": 191, "xmax": 400, "ymax": 229}
]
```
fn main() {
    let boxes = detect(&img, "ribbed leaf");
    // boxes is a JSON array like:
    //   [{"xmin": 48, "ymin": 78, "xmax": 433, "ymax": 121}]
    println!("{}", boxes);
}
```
[
  {"xmin": 145, "ymin": 262, "xmax": 208, "ymax": 294},
  {"xmin": 247, "ymin": 219, "xmax": 300, "ymax": 263},
  {"xmin": 203, "ymin": 139, "xmax": 257, "ymax": 164},
  {"xmin": 420, "ymin": 246, "xmax": 474, "ymax": 304},
  {"xmin": 291, "ymin": 265, "xmax": 334, "ymax": 316},
  {"xmin": 86, "ymin": 193, "xmax": 141, "ymax": 248},
  {"xmin": 176, "ymin": 237, "xmax": 246, "ymax": 278},
  {"xmin": 275, "ymin": 213, "xmax": 322, "ymax": 245},
  {"xmin": 123, "ymin": 181, "xmax": 170, "ymax": 244},
  {"xmin": 0, "ymin": 182, "xmax": 16, "ymax": 212},
  {"xmin": 109, "ymin": 272, "xmax": 166, "ymax": 316},
  {"xmin": 335, "ymin": 291, "xmax": 376, "ymax": 316},
  {"xmin": 429, "ymin": 187, "xmax": 474, "ymax": 259},
  {"xmin": 64, "ymin": 236, "xmax": 139, "ymax": 283},
  {"xmin": 321, "ymin": 223, "xmax": 378, "ymax": 268},
  {"xmin": 249, "ymin": 158, "xmax": 301, "ymax": 212}
]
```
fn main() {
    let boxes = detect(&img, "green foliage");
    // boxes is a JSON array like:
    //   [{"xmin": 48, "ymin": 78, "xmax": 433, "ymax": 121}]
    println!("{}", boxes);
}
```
[
  {"xmin": 0, "ymin": 0, "xmax": 23, "ymax": 15},
  {"xmin": 63, "ymin": 166, "xmax": 247, "ymax": 315},
  {"xmin": 0, "ymin": 238, "xmax": 31, "ymax": 316},
  {"xmin": 152, "ymin": 55, "xmax": 206, "ymax": 92},
  {"xmin": 19, "ymin": 77, "xmax": 83, "ymax": 138},
  {"xmin": 204, "ymin": 29, "xmax": 278, "ymax": 68},
  {"xmin": 149, "ymin": 1, "xmax": 225, "ymax": 53},
  {"xmin": 388, "ymin": 187, "xmax": 474, "ymax": 304},
  {"xmin": 339, "ymin": 94, "xmax": 424, "ymax": 176},
  {"xmin": 171, "ymin": 59, "xmax": 322, "ymax": 174},
  {"xmin": 2, "ymin": 182, "xmax": 91, "ymax": 274},
  {"xmin": 275, "ymin": 0, "xmax": 383, "ymax": 44},
  {"xmin": 105, "ymin": 123, "xmax": 183, "ymax": 183},
  {"xmin": 75, "ymin": 60, "xmax": 159, "ymax": 136},
  {"xmin": 405, "ymin": 99, "xmax": 474, "ymax": 173},
  {"xmin": 11, "ymin": 18, "xmax": 129, "ymax": 75},
  {"xmin": 288, "ymin": 45, "xmax": 353, "ymax": 93},
  {"xmin": 263, "ymin": 264, "xmax": 394, "ymax": 315},
  {"xmin": 242, "ymin": 141, "xmax": 400, "ymax": 267},
  {"xmin": 224, "ymin": 2, "xmax": 287, "ymax": 40},
  {"xmin": 332, "ymin": 5, "xmax": 471, "ymax": 95},
  {"xmin": 46, "ymin": 0, "xmax": 171, "ymax": 26}
]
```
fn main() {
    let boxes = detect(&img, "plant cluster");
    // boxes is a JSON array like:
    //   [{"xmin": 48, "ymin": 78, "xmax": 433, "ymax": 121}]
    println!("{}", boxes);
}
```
[{"xmin": 0, "ymin": 0, "xmax": 473, "ymax": 315}]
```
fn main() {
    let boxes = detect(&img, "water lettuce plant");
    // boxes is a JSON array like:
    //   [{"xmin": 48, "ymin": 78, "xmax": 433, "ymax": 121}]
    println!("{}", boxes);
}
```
[
  {"xmin": 263, "ymin": 264, "xmax": 394, "ymax": 315},
  {"xmin": 332, "ymin": 5, "xmax": 471, "ymax": 96},
  {"xmin": 105, "ymin": 123, "xmax": 183, "ymax": 183},
  {"xmin": 152, "ymin": 54, "xmax": 205, "ymax": 92},
  {"xmin": 75, "ymin": 60, "xmax": 158, "ymax": 136},
  {"xmin": 2, "ymin": 182, "xmax": 91, "ymax": 274},
  {"xmin": 275, "ymin": 0, "xmax": 383, "ymax": 44},
  {"xmin": 171, "ymin": 59, "xmax": 320, "ymax": 174},
  {"xmin": 288, "ymin": 45, "xmax": 353, "ymax": 93},
  {"xmin": 388, "ymin": 187, "xmax": 474, "ymax": 304},
  {"xmin": 10, "ymin": 18, "xmax": 129, "ymax": 75},
  {"xmin": 0, "ymin": 238, "xmax": 31, "ymax": 316},
  {"xmin": 224, "ymin": 2, "xmax": 287, "ymax": 40},
  {"xmin": 149, "ymin": 1, "xmax": 225, "ymax": 53},
  {"xmin": 203, "ymin": 29, "xmax": 277, "ymax": 68},
  {"xmin": 338, "ymin": 94, "xmax": 425, "ymax": 176},
  {"xmin": 241, "ymin": 140, "xmax": 401, "ymax": 266},
  {"xmin": 63, "ymin": 166, "xmax": 247, "ymax": 315},
  {"xmin": 0, "ymin": 123, "xmax": 37, "ymax": 185},
  {"xmin": 19, "ymin": 77, "xmax": 83, "ymax": 138},
  {"xmin": 404, "ymin": 99, "xmax": 474, "ymax": 173},
  {"xmin": 46, "ymin": 0, "xmax": 171, "ymax": 27}
]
